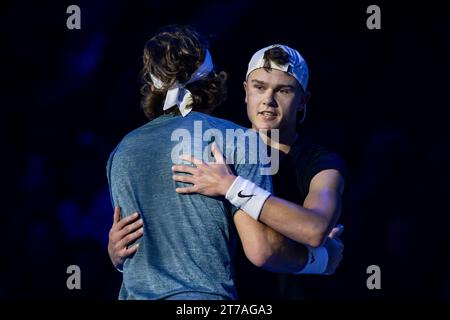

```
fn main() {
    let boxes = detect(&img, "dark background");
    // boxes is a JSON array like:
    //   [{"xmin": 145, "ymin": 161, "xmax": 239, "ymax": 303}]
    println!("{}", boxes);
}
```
[{"xmin": 1, "ymin": 0, "xmax": 449, "ymax": 299}]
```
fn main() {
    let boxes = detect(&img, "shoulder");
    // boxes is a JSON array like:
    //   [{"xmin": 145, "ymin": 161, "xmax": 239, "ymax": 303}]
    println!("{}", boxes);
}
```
[
  {"xmin": 107, "ymin": 120, "xmax": 157, "ymax": 164},
  {"xmin": 299, "ymin": 138, "xmax": 345, "ymax": 167},
  {"xmin": 192, "ymin": 112, "xmax": 247, "ymax": 131},
  {"xmin": 292, "ymin": 138, "xmax": 338, "ymax": 161},
  {"xmin": 291, "ymin": 137, "xmax": 347, "ymax": 187}
]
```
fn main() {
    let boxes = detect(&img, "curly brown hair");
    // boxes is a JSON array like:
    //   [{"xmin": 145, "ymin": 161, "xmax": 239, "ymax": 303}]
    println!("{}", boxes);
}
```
[{"xmin": 140, "ymin": 25, "xmax": 227, "ymax": 120}]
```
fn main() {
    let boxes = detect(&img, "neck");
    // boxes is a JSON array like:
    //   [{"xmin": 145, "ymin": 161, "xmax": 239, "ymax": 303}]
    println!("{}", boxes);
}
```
[{"xmin": 258, "ymin": 129, "xmax": 298, "ymax": 154}]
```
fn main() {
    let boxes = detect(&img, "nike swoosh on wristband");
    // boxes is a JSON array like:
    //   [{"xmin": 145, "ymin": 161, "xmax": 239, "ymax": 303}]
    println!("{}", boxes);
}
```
[{"xmin": 237, "ymin": 191, "xmax": 255, "ymax": 198}]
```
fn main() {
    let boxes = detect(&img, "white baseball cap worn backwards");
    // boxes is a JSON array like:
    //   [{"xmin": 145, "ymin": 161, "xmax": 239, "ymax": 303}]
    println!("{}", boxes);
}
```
[{"xmin": 246, "ymin": 44, "xmax": 309, "ymax": 92}]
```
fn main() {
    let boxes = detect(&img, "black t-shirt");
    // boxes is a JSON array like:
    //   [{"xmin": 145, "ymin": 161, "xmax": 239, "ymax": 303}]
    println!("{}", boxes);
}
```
[
  {"xmin": 273, "ymin": 136, "xmax": 347, "ymax": 206},
  {"xmin": 235, "ymin": 136, "xmax": 347, "ymax": 299}
]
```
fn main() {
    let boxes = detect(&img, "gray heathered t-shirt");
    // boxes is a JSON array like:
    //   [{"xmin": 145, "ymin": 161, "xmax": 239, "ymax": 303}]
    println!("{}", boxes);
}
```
[{"xmin": 106, "ymin": 111, "xmax": 272, "ymax": 300}]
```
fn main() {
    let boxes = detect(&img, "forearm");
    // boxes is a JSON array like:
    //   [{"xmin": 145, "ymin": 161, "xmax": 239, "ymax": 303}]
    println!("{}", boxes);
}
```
[
  {"xmin": 224, "ymin": 173, "xmax": 342, "ymax": 248},
  {"xmin": 234, "ymin": 210, "xmax": 309, "ymax": 273},
  {"xmin": 262, "ymin": 231, "xmax": 310, "ymax": 273},
  {"xmin": 259, "ymin": 196, "xmax": 333, "ymax": 247}
]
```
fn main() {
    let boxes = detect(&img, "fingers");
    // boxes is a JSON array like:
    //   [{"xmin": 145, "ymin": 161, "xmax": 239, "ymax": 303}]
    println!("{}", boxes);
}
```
[
  {"xmin": 117, "ymin": 217, "xmax": 144, "ymax": 240},
  {"xmin": 211, "ymin": 142, "xmax": 225, "ymax": 164},
  {"xmin": 171, "ymin": 165, "xmax": 198, "ymax": 175},
  {"xmin": 124, "ymin": 243, "xmax": 140, "ymax": 257},
  {"xmin": 108, "ymin": 211, "xmax": 143, "ymax": 267},
  {"xmin": 175, "ymin": 186, "xmax": 196, "ymax": 194},
  {"xmin": 172, "ymin": 174, "xmax": 195, "ymax": 185},
  {"xmin": 115, "ymin": 243, "xmax": 140, "ymax": 265},
  {"xmin": 180, "ymin": 154, "xmax": 204, "ymax": 166},
  {"xmin": 116, "ymin": 212, "xmax": 140, "ymax": 230},
  {"xmin": 113, "ymin": 205, "xmax": 121, "ymax": 224},
  {"xmin": 328, "ymin": 224, "xmax": 344, "ymax": 239},
  {"xmin": 335, "ymin": 224, "xmax": 344, "ymax": 236},
  {"xmin": 119, "ymin": 227, "xmax": 144, "ymax": 249},
  {"xmin": 328, "ymin": 228, "xmax": 339, "ymax": 239}
]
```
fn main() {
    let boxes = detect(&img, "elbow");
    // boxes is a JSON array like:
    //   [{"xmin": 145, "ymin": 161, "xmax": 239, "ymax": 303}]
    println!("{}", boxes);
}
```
[
  {"xmin": 243, "ymin": 237, "xmax": 273, "ymax": 268},
  {"xmin": 249, "ymin": 253, "xmax": 268, "ymax": 268},
  {"xmin": 245, "ymin": 245, "xmax": 271, "ymax": 268},
  {"xmin": 304, "ymin": 222, "xmax": 329, "ymax": 248},
  {"xmin": 307, "ymin": 234, "xmax": 326, "ymax": 248}
]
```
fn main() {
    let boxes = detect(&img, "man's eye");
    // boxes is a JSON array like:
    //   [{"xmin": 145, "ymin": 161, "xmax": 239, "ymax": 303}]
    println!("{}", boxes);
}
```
[
  {"xmin": 279, "ymin": 89, "xmax": 290, "ymax": 94},
  {"xmin": 254, "ymin": 85, "xmax": 264, "ymax": 90}
]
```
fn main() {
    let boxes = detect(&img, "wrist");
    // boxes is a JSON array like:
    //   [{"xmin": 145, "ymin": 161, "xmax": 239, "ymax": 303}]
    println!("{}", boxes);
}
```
[
  {"xmin": 221, "ymin": 174, "xmax": 237, "ymax": 196},
  {"xmin": 293, "ymin": 245, "xmax": 329, "ymax": 275},
  {"xmin": 225, "ymin": 176, "xmax": 271, "ymax": 220}
]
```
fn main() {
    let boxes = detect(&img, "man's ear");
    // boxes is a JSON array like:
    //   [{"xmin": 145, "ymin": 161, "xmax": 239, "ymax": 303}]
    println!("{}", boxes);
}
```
[
  {"xmin": 243, "ymin": 81, "xmax": 248, "ymax": 104},
  {"xmin": 303, "ymin": 90, "xmax": 311, "ymax": 104},
  {"xmin": 298, "ymin": 90, "xmax": 311, "ymax": 111}
]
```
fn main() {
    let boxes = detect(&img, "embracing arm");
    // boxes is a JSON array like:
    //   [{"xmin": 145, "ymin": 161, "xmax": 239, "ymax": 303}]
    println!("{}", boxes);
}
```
[
  {"xmin": 233, "ymin": 208, "xmax": 309, "ymax": 272},
  {"xmin": 233, "ymin": 208, "xmax": 344, "ymax": 274},
  {"xmin": 108, "ymin": 206, "xmax": 143, "ymax": 271},
  {"xmin": 171, "ymin": 145, "xmax": 345, "ymax": 273},
  {"xmin": 172, "ymin": 149, "xmax": 345, "ymax": 248},
  {"xmin": 259, "ymin": 169, "xmax": 345, "ymax": 247}
]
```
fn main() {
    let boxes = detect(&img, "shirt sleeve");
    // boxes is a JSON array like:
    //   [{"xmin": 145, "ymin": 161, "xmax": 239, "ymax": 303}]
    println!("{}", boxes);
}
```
[
  {"xmin": 106, "ymin": 144, "xmax": 140, "ymax": 220},
  {"xmin": 299, "ymin": 146, "xmax": 347, "ymax": 195},
  {"xmin": 106, "ymin": 146, "xmax": 119, "ymax": 210}
]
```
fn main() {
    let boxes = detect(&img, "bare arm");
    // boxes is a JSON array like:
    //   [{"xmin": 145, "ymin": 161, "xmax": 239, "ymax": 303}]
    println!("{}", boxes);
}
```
[
  {"xmin": 172, "ymin": 145, "xmax": 344, "ymax": 271},
  {"xmin": 172, "ymin": 146, "xmax": 345, "ymax": 247},
  {"xmin": 233, "ymin": 208, "xmax": 309, "ymax": 273},
  {"xmin": 107, "ymin": 205, "xmax": 343, "ymax": 274},
  {"xmin": 259, "ymin": 169, "xmax": 345, "ymax": 247}
]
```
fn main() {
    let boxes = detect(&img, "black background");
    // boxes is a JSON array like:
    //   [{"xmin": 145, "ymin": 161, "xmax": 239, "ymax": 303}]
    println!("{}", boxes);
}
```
[{"xmin": 1, "ymin": 0, "xmax": 449, "ymax": 299}]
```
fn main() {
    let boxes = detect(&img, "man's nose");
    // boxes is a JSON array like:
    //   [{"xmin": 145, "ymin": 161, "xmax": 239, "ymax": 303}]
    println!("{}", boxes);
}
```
[{"xmin": 262, "ymin": 90, "xmax": 277, "ymax": 107}]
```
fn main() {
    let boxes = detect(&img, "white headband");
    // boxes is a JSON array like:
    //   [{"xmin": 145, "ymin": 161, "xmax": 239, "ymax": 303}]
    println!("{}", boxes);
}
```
[{"xmin": 150, "ymin": 49, "xmax": 214, "ymax": 117}]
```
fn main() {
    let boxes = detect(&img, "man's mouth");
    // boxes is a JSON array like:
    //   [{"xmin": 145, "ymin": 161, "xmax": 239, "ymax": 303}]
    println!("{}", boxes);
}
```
[{"xmin": 258, "ymin": 111, "xmax": 277, "ymax": 117}]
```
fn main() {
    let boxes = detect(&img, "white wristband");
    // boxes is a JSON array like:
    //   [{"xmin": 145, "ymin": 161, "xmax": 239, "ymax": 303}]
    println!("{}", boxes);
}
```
[
  {"xmin": 293, "ymin": 245, "xmax": 329, "ymax": 275},
  {"xmin": 225, "ymin": 176, "xmax": 271, "ymax": 220}
]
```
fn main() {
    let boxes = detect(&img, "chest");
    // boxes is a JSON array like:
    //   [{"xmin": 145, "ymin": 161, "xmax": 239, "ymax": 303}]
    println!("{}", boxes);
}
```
[{"xmin": 273, "ymin": 156, "xmax": 305, "ymax": 205}]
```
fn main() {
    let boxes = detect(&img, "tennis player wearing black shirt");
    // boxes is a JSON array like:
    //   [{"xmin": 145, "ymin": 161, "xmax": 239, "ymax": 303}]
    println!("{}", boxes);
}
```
[{"xmin": 109, "ymin": 44, "xmax": 346, "ymax": 299}]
